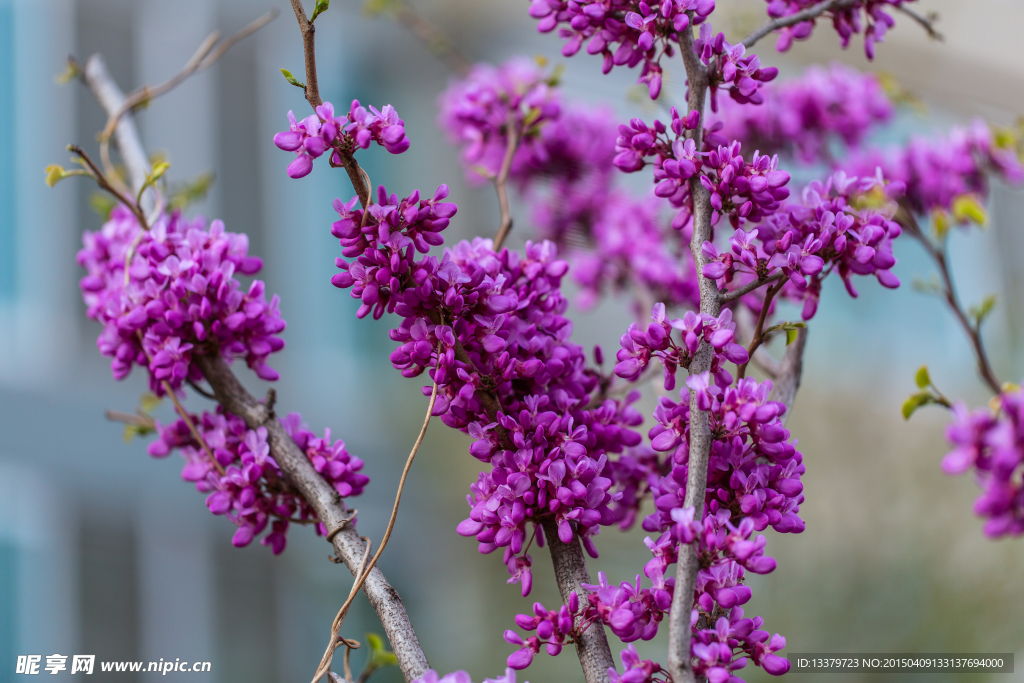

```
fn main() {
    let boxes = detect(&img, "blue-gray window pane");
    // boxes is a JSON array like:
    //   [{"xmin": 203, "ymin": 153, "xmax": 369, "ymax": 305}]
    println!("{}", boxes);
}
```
[{"xmin": 0, "ymin": 3, "xmax": 14, "ymax": 299}]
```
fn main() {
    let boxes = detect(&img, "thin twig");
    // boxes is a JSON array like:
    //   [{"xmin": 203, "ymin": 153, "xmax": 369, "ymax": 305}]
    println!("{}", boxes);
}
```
[
  {"xmin": 768, "ymin": 327, "xmax": 807, "ymax": 425},
  {"xmin": 67, "ymin": 145, "xmax": 148, "ymax": 229},
  {"xmin": 741, "ymin": 0, "xmax": 859, "ymax": 49},
  {"xmin": 99, "ymin": 11, "xmax": 278, "ymax": 149},
  {"xmin": 389, "ymin": 0, "xmax": 472, "ymax": 76},
  {"xmin": 898, "ymin": 205, "xmax": 1001, "ymax": 394},
  {"xmin": 105, "ymin": 410, "xmax": 157, "ymax": 429},
  {"xmin": 893, "ymin": 5, "xmax": 944, "ymax": 41},
  {"xmin": 493, "ymin": 112, "xmax": 520, "ymax": 251},
  {"xmin": 312, "ymin": 380, "xmax": 440, "ymax": 683},
  {"xmin": 735, "ymin": 279, "xmax": 785, "ymax": 380},
  {"xmin": 719, "ymin": 271, "xmax": 784, "ymax": 304},
  {"xmin": 289, "ymin": 0, "xmax": 371, "ymax": 208}
]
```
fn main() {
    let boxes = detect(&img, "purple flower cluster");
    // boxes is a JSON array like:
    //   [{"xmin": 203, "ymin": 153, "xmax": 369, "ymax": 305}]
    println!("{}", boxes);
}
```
[
  {"xmin": 328, "ymin": 184, "xmax": 647, "ymax": 593},
  {"xmin": 764, "ymin": 0, "xmax": 912, "ymax": 58},
  {"xmin": 711, "ymin": 63, "xmax": 894, "ymax": 164},
  {"xmin": 845, "ymin": 120, "xmax": 1024, "ymax": 221},
  {"xmin": 704, "ymin": 170, "xmax": 905, "ymax": 319},
  {"xmin": 614, "ymin": 303, "xmax": 749, "ymax": 391},
  {"xmin": 694, "ymin": 24, "xmax": 779, "ymax": 111},
  {"xmin": 608, "ymin": 645, "xmax": 666, "ymax": 683},
  {"xmin": 504, "ymin": 593, "xmax": 582, "ymax": 668},
  {"xmin": 643, "ymin": 375, "xmax": 805, "ymax": 537},
  {"xmin": 437, "ymin": 58, "xmax": 561, "ymax": 183},
  {"xmin": 691, "ymin": 606, "xmax": 790, "ymax": 679},
  {"xmin": 330, "ymin": 185, "xmax": 458, "ymax": 319},
  {"xmin": 147, "ymin": 409, "xmax": 368, "ymax": 553},
  {"xmin": 944, "ymin": 386, "xmax": 1024, "ymax": 537},
  {"xmin": 77, "ymin": 207, "xmax": 285, "ymax": 395},
  {"xmin": 274, "ymin": 99, "xmax": 409, "ymax": 178},
  {"xmin": 613, "ymin": 109, "xmax": 792, "ymax": 232},
  {"xmin": 527, "ymin": 0, "xmax": 715, "ymax": 98}
]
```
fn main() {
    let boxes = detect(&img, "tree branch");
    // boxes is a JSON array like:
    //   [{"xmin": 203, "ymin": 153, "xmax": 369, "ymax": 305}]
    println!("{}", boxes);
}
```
[
  {"xmin": 768, "ymin": 327, "xmax": 807, "ymax": 425},
  {"xmin": 893, "ymin": 5, "xmax": 944, "ymax": 42},
  {"xmin": 81, "ymin": 49, "xmax": 428, "ymax": 682},
  {"xmin": 195, "ymin": 355, "xmax": 429, "ymax": 682},
  {"xmin": 290, "ymin": 0, "xmax": 371, "ymax": 208},
  {"xmin": 898, "ymin": 205, "xmax": 1001, "ymax": 394},
  {"xmin": 719, "ymin": 271, "xmax": 784, "ymax": 304},
  {"xmin": 539, "ymin": 518, "xmax": 615, "ymax": 683},
  {"xmin": 389, "ymin": 0, "xmax": 472, "ymax": 76},
  {"xmin": 735, "ymin": 279, "xmax": 786, "ymax": 380},
  {"xmin": 492, "ymin": 112, "xmax": 520, "ymax": 251},
  {"xmin": 667, "ymin": 21, "xmax": 715, "ymax": 683},
  {"xmin": 741, "ymin": 0, "xmax": 859, "ymax": 49}
]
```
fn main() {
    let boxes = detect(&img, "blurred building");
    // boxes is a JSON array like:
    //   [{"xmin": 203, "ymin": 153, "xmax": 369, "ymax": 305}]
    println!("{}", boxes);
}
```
[{"xmin": 1, "ymin": 1, "xmax": 1024, "ymax": 682}]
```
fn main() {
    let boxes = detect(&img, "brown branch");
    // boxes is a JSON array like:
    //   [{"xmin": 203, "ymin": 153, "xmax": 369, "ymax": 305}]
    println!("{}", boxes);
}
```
[
  {"xmin": 390, "ymin": 1, "xmax": 472, "ymax": 76},
  {"xmin": 768, "ymin": 327, "xmax": 807, "ymax": 424},
  {"xmin": 194, "ymin": 355, "xmax": 429, "ymax": 681},
  {"xmin": 893, "ymin": 5, "xmax": 944, "ymax": 41},
  {"xmin": 492, "ymin": 113, "xmax": 520, "ymax": 251},
  {"xmin": 719, "ymin": 271, "xmax": 784, "ymax": 304},
  {"xmin": 735, "ymin": 279, "xmax": 786, "ymax": 380},
  {"xmin": 667, "ymin": 20, "xmax": 715, "ymax": 683},
  {"xmin": 67, "ymin": 145, "xmax": 149, "ymax": 229},
  {"xmin": 540, "ymin": 518, "xmax": 615, "ymax": 683},
  {"xmin": 898, "ymin": 205, "xmax": 1001, "ymax": 394},
  {"xmin": 290, "ymin": 0, "xmax": 372, "ymax": 208},
  {"xmin": 741, "ymin": 0, "xmax": 860, "ymax": 49}
]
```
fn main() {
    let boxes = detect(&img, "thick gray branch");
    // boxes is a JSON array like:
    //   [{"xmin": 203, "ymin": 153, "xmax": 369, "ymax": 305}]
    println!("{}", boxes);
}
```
[
  {"xmin": 83, "ymin": 54, "xmax": 152, "ymax": 197},
  {"xmin": 81, "ymin": 58, "xmax": 428, "ymax": 682},
  {"xmin": 540, "ymin": 518, "xmax": 614, "ymax": 683},
  {"xmin": 667, "ymin": 22, "xmax": 715, "ymax": 683},
  {"xmin": 767, "ymin": 327, "xmax": 807, "ymax": 426},
  {"xmin": 195, "ymin": 355, "xmax": 429, "ymax": 681}
]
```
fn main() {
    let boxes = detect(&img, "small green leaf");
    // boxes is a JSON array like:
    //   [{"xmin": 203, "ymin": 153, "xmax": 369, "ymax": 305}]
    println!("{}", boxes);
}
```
[
  {"xmin": 139, "ymin": 392, "xmax": 162, "ymax": 414},
  {"xmin": 309, "ymin": 0, "xmax": 330, "ymax": 22},
  {"xmin": 915, "ymin": 365, "xmax": 931, "ymax": 389},
  {"xmin": 123, "ymin": 422, "xmax": 155, "ymax": 443},
  {"xmin": 969, "ymin": 294, "xmax": 997, "ymax": 327},
  {"xmin": 522, "ymin": 107, "xmax": 542, "ymax": 127},
  {"xmin": 785, "ymin": 328, "xmax": 799, "ymax": 346},
  {"xmin": 168, "ymin": 171, "xmax": 216, "ymax": 211},
  {"xmin": 44, "ymin": 164, "xmax": 66, "ymax": 187},
  {"xmin": 902, "ymin": 391, "xmax": 933, "ymax": 420},
  {"xmin": 55, "ymin": 59, "xmax": 81, "ymax": 85},
  {"xmin": 951, "ymin": 194, "xmax": 987, "ymax": 226},
  {"xmin": 89, "ymin": 192, "xmax": 117, "ymax": 219},
  {"xmin": 363, "ymin": 0, "xmax": 400, "ymax": 16},
  {"xmin": 280, "ymin": 68, "xmax": 307, "ymax": 89},
  {"xmin": 366, "ymin": 633, "xmax": 398, "ymax": 670}
]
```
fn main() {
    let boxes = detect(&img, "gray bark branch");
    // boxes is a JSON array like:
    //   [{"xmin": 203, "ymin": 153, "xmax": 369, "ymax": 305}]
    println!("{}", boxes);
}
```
[
  {"xmin": 82, "ymin": 57, "xmax": 429, "ymax": 682},
  {"xmin": 195, "ymin": 356, "xmax": 429, "ymax": 681},
  {"xmin": 540, "ymin": 518, "xmax": 615, "ymax": 683},
  {"xmin": 667, "ymin": 21, "xmax": 715, "ymax": 683},
  {"xmin": 768, "ymin": 327, "xmax": 807, "ymax": 425}
]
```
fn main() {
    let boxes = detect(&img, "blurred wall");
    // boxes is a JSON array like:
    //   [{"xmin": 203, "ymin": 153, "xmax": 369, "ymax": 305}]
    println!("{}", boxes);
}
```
[{"xmin": 1, "ymin": 1, "xmax": 1024, "ymax": 682}]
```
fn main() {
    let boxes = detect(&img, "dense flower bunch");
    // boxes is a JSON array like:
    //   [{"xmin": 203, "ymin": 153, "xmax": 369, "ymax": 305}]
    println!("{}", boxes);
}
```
[
  {"xmin": 504, "ymin": 593, "xmax": 582, "ymax": 667},
  {"xmin": 944, "ymin": 385, "xmax": 1024, "ymax": 537},
  {"xmin": 77, "ymin": 207, "xmax": 286, "ymax": 395},
  {"xmin": 845, "ymin": 120, "xmax": 1024, "ymax": 221},
  {"xmin": 613, "ymin": 108, "xmax": 792, "ymax": 231},
  {"xmin": 329, "ymin": 187, "xmax": 646, "ymax": 593},
  {"xmin": 527, "ymin": 0, "xmax": 715, "ymax": 98},
  {"xmin": 614, "ymin": 303, "xmax": 748, "ymax": 389},
  {"xmin": 694, "ymin": 24, "xmax": 779, "ymax": 111},
  {"xmin": 273, "ymin": 99, "xmax": 409, "ymax": 178},
  {"xmin": 147, "ymin": 409, "xmax": 367, "ymax": 553},
  {"xmin": 764, "ymin": 0, "xmax": 914, "ymax": 58},
  {"xmin": 703, "ymin": 170, "xmax": 905, "ymax": 319},
  {"xmin": 711, "ymin": 63, "xmax": 894, "ymax": 164},
  {"xmin": 437, "ymin": 58, "xmax": 561, "ymax": 183},
  {"xmin": 642, "ymin": 375, "xmax": 805, "ymax": 536}
]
